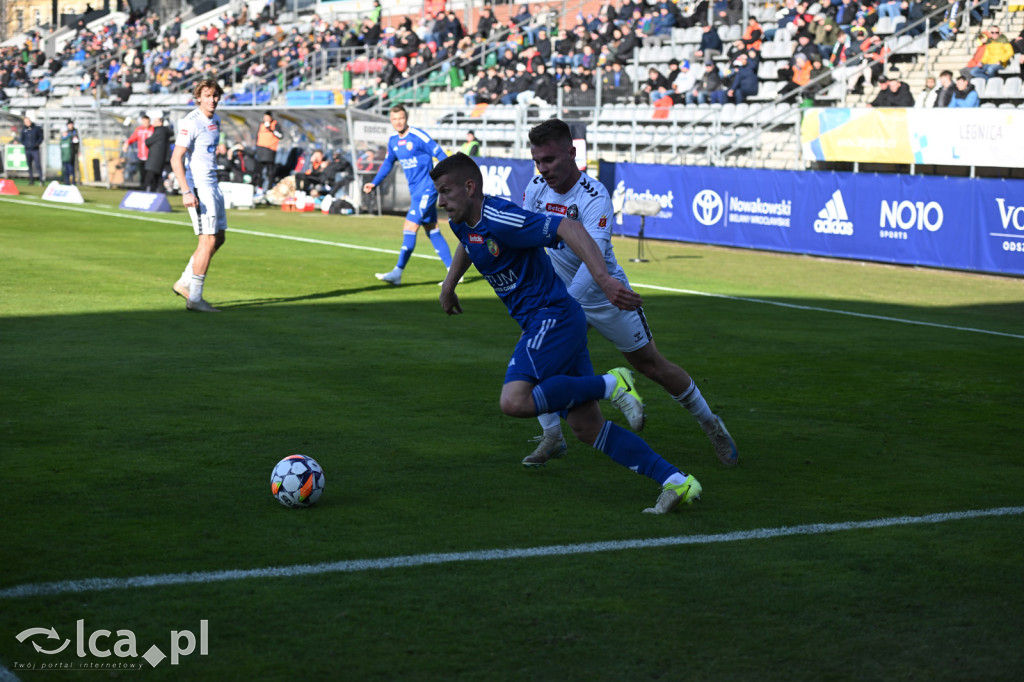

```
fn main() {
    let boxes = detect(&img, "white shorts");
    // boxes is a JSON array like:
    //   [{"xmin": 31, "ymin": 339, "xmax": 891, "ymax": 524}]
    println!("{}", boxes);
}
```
[
  {"xmin": 582, "ymin": 302, "xmax": 652, "ymax": 353},
  {"xmin": 187, "ymin": 185, "xmax": 227, "ymax": 236}
]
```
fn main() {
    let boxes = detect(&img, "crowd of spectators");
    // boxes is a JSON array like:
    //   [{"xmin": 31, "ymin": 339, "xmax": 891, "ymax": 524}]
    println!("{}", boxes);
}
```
[
  {"xmin": 446, "ymin": 0, "xmax": 1024, "ymax": 112},
  {"xmin": 0, "ymin": 0, "xmax": 389, "ymax": 107},
  {"xmin": 2, "ymin": 0, "xmax": 1023, "ymax": 115}
]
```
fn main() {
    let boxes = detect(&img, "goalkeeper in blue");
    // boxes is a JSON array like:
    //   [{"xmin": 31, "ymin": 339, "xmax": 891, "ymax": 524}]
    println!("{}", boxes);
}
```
[
  {"xmin": 433, "ymin": 153, "xmax": 701, "ymax": 514},
  {"xmin": 363, "ymin": 104, "xmax": 453, "ymax": 285}
]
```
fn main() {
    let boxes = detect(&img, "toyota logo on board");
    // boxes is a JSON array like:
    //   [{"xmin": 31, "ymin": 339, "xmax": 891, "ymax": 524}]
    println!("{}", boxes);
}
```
[{"xmin": 692, "ymin": 190, "xmax": 724, "ymax": 226}]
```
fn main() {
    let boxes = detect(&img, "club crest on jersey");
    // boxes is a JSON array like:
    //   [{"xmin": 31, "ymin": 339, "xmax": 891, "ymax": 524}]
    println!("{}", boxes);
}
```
[
  {"xmin": 486, "ymin": 238, "xmax": 500, "ymax": 256},
  {"xmin": 545, "ymin": 203, "xmax": 567, "ymax": 215},
  {"xmin": 405, "ymin": 141, "xmax": 414, "ymax": 149},
  {"xmin": 599, "ymin": 215, "xmax": 607, "ymax": 227},
  {"xmin": 468, "ymin": 233, "xmax": 484, "ymax": 243},
  {"xmin": 567, "ymin": 204, "xmax": 579, "ymax": 220}
]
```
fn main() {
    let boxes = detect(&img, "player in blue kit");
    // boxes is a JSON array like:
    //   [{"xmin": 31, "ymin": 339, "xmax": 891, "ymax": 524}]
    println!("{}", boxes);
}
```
[
  {"xmin": 363, "ymin": 105, "xmax": 453, "ymax": 286},
  {"xmin": 522, "ymin": 118, "xmax": 739, "ymax": 468},
  {"xmin": 433, "ymin": 153, "xmax": 702, "ymax": 514}
]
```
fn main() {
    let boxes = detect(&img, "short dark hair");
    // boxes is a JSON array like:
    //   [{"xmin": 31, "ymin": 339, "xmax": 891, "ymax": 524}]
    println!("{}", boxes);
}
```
[
  {"xmin": 940, "ymin": 70, "xmax": 953, "ymax": 78},
  {"xmin": 430, "ymin": 152, "xmax": 482, "ymax": 186},
  {"xmin": 389, "ymin": 104, "xmax": 407, "ymax": 116},
  {"xmin": 528, "ymin": 118, "xmax": 572, "ymax": 147}
]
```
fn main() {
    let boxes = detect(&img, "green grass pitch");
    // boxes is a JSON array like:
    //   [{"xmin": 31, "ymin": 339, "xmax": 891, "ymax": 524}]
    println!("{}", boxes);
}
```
[{"xmin": 1, "ymin": 184, "xmax": 1023, "ymax": 681}]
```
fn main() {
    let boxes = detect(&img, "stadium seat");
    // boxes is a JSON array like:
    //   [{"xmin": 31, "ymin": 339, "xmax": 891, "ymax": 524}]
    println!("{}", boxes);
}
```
[
  {"xmin": 1000, "ymin": 59, "xmax": 1021, "ymax": 75},
  {"xmin": 874, "ymin": 15, "xmax": 903, "ymax": 35},
  {"xmin": 682, "ymin": 26, "xmax": 703, "ymax": 43},
  {"xmin": 749, "ymin": 80, "xmax": 781, "ymax": 102},
  {"xmin": 720, "ymin": 24, "xmax": 742, "ymax": 43},
  {"xmin": 971, "ymin": 77, "xmax": 987, "ymax": 93},
  {"xmin": 1003, "ymin": 77, "xmax": 1022, "ymax": 99},
  {"xmin": 720, "ymin": 102, "xmax": 737, "ymax": 123},
  {"xmin": 816, "ymin": 81, "xmax": 845, "ymax": 102},
  {"xmin": 635, "ymin": 104, "xmax": 656, "ymax": 120},
  {"xmin": 483, "ymin": 105, "xmax": 517, "ymax": 122},
  {"xmin": 982, "ymin": 78, "xmax": 1003, "ymax": 99}
]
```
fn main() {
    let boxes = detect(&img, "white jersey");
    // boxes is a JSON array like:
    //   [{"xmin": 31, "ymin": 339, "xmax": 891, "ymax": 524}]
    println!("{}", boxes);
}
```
[
  {"xmin": 523, "ymin": 172, "xmax": 629, "ymax": 309},
  {"xmin": 176, "ymin": 108, "xmax": 221, "ymax": 189}
]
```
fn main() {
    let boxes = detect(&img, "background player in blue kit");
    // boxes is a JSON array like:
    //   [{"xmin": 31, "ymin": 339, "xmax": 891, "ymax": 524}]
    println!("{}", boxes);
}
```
[
  {"xmin": 363, "ymin": 105, "xmax": 453, "ymax": 286},
  {"xmin": 433, "ymin": 153, "xmax": 702, "ymax": 514}
]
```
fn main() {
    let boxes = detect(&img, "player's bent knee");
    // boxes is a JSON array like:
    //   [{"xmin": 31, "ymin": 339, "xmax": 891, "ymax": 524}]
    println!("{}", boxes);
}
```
[
  {"xmin": 566, "ymin": 404, "xmax": 604, "ymax": 445},
  {"xmin": 568, "ymin": 421, "xmax": 601, "ymax": 446},
  {"xmin": 499, "ymin": 396, "xmax": 535, "ymax": 418}
]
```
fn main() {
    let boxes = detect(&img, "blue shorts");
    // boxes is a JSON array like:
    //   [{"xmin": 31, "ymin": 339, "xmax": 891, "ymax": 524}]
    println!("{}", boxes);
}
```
[
  {"xmin": 406, "ymin": 186, "xmax": 439, "ymax": 225},
  {"xmin": 505, "ymin": 303, "xmax": 594, "ymax": 385}
]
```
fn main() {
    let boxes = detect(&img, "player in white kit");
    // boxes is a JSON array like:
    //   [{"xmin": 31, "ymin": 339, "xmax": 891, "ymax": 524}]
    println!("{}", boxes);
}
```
[
  {"xmin": 522, "ymin": 118, "xmax": 739, "ymax": 467},
  {"xmin": 170, "ymin": 79, "xmax": 226, "ymax": 312}
]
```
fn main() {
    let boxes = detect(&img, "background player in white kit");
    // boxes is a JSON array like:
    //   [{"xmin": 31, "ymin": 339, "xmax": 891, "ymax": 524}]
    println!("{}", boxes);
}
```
[
  {"xmin": 170, "ymin": 79, "xmax": 226, "ymax": 313},
  {"xmin": 522, "ymin": 118, "xmax": 739, "ymax": 467}
]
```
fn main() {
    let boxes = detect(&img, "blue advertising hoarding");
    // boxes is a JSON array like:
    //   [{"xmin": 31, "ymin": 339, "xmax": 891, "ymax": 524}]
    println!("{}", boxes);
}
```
[
  {"xmin": 476, "ymin": 157, "xmax": 536, "ymax": 203},
  {"xmin": 599, "ymin": 162, "xmax": 1024, "ymax": 277}
]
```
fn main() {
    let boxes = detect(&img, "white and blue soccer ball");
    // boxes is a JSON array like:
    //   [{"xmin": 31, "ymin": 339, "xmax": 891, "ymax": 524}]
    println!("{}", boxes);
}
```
[{"xmin": 270, "ymin": 455, "xmax": 325, "ymax": 508}]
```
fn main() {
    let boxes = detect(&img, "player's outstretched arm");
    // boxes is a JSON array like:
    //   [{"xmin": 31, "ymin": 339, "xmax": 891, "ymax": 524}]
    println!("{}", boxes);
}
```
[
  {"xmin": 440, "ymin": 246, "xmax": 472, "ymax": 315},
  {"xmin": 557, "ymin": 219, "xmax": 642, "ymax": 311}
]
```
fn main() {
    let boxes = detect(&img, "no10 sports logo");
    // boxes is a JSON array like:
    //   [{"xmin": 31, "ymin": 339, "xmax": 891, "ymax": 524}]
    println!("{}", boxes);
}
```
[{"xmin": 879, "ymin": 200, "xmax": 944, "ymax": 232}]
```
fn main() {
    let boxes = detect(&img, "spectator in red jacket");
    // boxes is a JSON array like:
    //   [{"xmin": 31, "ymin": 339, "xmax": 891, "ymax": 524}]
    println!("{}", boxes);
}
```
[{"xmin": 121, "ymin": 114, "xmax": 153, "ymax": 189}]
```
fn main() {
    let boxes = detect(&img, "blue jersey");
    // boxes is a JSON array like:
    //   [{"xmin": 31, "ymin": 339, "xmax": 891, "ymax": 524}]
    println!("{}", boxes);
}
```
[
  {"xmin": 372, "ymin": 126, "xmax": 447, "ymax": 191},
  {"xmin": 448, "ymin": 196, "xmax": 574, "ymax": 328}
]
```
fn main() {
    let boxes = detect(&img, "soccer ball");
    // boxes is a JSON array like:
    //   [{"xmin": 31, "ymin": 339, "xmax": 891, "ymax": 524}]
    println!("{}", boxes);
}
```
[{"xmin": 270, "ymin": 455, "xmax": 325, "ymax": 508}]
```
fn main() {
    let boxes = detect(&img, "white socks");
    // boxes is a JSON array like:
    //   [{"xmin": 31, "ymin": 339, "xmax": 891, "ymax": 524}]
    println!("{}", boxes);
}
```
[
  {"xmin": 188, "ymin": 274, "xmax": 205, "ymax": 303},
  {"xmin": 602, "ymin": 373, "xmax": 618, "ymax": 399},
  {"xmin": 179, "ymin": 256, "xmax": 194, "ymax": 284},
  {"xmin": 537, "ymin": 411, "xmax": 561, "ymax": 437},
  {"xmin": 674, "ymin": 380, "xmax": 715, "ymax": 426},
  {"xmin": 664, "ymin": 472, "xmax": 689, "ymax": 487}
]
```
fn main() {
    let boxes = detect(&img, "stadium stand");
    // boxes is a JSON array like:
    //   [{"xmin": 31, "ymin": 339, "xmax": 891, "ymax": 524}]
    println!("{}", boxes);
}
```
[{"xmin": 2, "ymin": 0, "xmax": 1022, "ymax": 175}]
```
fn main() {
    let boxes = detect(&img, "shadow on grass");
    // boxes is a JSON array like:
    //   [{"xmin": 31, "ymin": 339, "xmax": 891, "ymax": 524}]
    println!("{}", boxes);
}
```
[{"xmin": 215, "ymin": 276, "xmax": 488, "ymax": 308}]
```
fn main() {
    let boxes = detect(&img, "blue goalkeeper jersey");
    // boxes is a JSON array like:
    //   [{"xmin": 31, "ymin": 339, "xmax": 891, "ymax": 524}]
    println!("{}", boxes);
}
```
[
  {"xmin": 371, "ymin": 126, "xmax": 447, "ymax": 191},
  {"xmin": 447, "ymin": 196, "xmax": 575, "ymax": 328}
]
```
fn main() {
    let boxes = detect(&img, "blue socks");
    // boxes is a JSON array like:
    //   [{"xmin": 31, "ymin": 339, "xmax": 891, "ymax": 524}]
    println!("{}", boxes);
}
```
[
  {"xmin": 396, "ymin": 231, "xmax": 417, "ymax": 269},
  {"xmin": 593, "ymin": 420, "xmax": 680, "ymax": 485},
  {"xmin": 396, "ymin": 229, "xmax": 452, "ymax": 270},
  {"xmin": 531, "ymin": 375, "xmax": 606, "ymax": 415},
  {"xmin": 428, "ymin": 228, "xmax": 453, "ymax": 268}
]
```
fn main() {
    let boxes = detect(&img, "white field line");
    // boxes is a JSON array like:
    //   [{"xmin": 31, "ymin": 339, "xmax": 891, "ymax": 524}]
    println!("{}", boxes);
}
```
[
  {"xmin": 4, "ymin": 195, "xmax": 1022, "ymax": 340},
  {"xmin": 1, "ymin": 507, "xmax": 1021, "ymax": 601},
  {"xmin": 632, "ymin": 283, "xmax": 1024, "ymax": 341}
]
